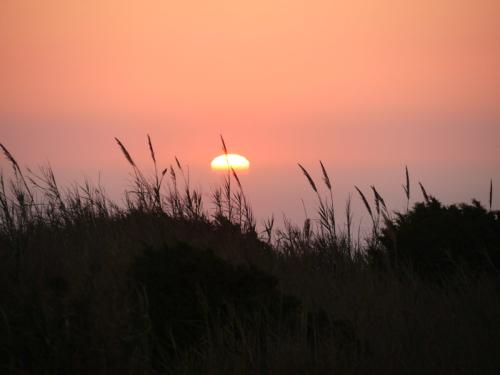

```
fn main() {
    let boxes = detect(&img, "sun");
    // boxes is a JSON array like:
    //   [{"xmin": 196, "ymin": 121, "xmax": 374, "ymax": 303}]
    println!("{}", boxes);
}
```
[{"xmin": 211, "ymin": 154, "xmax": 250, "ymax": 171}]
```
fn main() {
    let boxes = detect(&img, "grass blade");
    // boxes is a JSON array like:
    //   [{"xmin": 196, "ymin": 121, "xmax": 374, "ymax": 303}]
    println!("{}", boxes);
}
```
[
  {"xmin": 231, "ymin": 167, "xmax": 242, "ymax": 191},
  {"xmin": 220, "ymin": 135, "xmax": 228, "ymax": 155},
  {"xmin": 403, "ymin": 166, "xmax": 410, "ymax": 199},
  {"xmin": 319, "ymin": 160, "xmax": 332, "ymax": 190},
  {"xmin": 371, "ymin": 186, "xmax": 387, "ymax": 213},
  {"xmin": 0, "ymin": 143, "xmax": 21, "ymax": 174},
  {"xmin": 298, "ymin": 164, "xmax": 317, "ymax": 193},
  {"xmin": 490, "ymin": 179, "xmax": 493, "ymax": 211},
  {"xmin": 419, "ymin": 182, "xmax": 430, "ymax": 204},
  {"xmin": 115, "ymin": 138, "xmax": 136, "ymax": 167},
  {"xmin": 147, "ymin": 134, "xmax": 156, "ymax": 164},
  {"xmin": 355, "ymin": 185, "xmax": 373, "ymax": 219}
]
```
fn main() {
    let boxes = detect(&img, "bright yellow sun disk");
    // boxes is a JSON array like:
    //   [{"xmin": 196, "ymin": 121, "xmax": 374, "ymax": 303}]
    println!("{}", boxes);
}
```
[{"xmin": 211, "ymin": 154, "xmax": 250, "ymax": 171}]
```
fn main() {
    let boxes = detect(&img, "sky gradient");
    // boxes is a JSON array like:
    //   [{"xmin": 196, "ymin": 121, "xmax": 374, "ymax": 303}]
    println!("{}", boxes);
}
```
[{"xmin": 1, "ymin": 0, "xmax": 499, "ymax": 225}]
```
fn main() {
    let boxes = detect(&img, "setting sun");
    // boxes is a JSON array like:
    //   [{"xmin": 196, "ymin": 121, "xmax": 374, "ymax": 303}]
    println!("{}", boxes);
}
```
[{"xmin": 211, "ymin": 154, "xmax": 250, "ymax": 171}]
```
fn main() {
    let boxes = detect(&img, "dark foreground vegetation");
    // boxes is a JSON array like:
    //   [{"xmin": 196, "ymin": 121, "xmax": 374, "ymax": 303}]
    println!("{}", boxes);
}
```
[{"xmin": 1, "ymin": 138, "xmax": 499, "ymax": 374}]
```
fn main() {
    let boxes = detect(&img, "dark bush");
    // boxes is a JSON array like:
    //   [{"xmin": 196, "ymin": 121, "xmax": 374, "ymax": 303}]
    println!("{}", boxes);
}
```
[
  {"xmin": 377, "ymin": 198, "xmax": 500, "ymax": 280},
  {"xmin": 133, "ymin": 242, "xmax": 301, "ymax": 363}
]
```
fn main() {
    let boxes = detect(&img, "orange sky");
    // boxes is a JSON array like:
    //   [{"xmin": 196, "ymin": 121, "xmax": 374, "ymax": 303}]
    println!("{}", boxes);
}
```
[{"xmin": 1, "ymin": 0, "xmax": 500, "ymax": 222}]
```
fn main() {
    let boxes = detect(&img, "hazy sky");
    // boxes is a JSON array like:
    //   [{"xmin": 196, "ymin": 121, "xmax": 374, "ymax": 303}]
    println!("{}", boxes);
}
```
[{"xmin": 1, "ymin": 0, "xmax": 499, "ymax": 225}]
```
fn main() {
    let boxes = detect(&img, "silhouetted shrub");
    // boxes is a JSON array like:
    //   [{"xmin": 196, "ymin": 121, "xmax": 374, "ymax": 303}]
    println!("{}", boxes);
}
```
[
  {"xmin": 133, "ymin": 241, "xmax": 362, "ymax": 371},
  {"xmin": 377, "ymin": 198, "xmax": 500, "ymax": 280},
  {"xmin": 133, "ymin": 242, "xmax": 300, "ymax": 362}
]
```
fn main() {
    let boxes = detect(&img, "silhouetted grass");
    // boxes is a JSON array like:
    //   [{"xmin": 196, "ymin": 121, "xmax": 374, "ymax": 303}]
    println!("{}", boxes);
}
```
[{"xmin": 0, "ymin": 138, "xmax": 499, "ymax": 374}]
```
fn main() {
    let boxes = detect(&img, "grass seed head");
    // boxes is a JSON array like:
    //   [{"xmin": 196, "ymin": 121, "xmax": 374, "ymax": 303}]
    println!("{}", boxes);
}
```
[
  {"xmin": 298, "ymin": 164, "xmax": 317, "ymax": 193},
  {"xmin": 115, "ymin": 138, "xmax": 136, "ymax": 167},
  {"xmin": 319, "ymin": 160, "xmax": 332, "ymax": 190}
]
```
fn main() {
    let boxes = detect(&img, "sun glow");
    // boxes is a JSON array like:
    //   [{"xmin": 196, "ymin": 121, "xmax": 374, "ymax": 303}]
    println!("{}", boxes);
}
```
[{"xmin": 211, "ymin": 154, "xmax": 250, "ymax": 171}]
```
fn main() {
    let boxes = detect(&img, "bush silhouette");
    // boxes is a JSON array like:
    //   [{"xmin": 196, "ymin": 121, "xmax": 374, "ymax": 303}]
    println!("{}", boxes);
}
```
[
  {"xmin": 133, "ymin": 242, "xmax": 300, "ymax": 361},
  {"xmin": 378, "ymin": 198, "xmax": 500, "ymax": 280}
]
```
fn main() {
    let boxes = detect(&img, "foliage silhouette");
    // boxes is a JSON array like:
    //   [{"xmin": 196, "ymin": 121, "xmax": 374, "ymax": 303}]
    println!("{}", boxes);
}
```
[
  {"xmin": 133, "ymin": 241, "xmax": 359, "ymax": 371},
  {"xmin": 134, "ymin": 242, "xmax": 298, "ymax": 355},
  {"xmin": 376, "ymin": 198, "xmax": 500, "ymax": 280}
]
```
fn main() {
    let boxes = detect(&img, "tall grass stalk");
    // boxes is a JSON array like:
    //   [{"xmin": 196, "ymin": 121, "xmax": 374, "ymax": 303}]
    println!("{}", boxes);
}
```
[{"xmin": 1, "ymin": 138, "xmax": 499, "ymax": 374}]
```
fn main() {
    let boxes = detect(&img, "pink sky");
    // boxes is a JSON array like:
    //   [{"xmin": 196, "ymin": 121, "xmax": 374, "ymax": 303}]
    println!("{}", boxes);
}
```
[{"xmin": 1, "ymin": 0, "xmax": 499, "ymax": 224}]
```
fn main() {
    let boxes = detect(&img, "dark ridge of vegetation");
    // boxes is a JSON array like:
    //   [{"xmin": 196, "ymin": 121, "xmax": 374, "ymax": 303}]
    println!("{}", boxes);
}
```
[{"xmin": 1, "ymin": 138, "xmax": 499, "ymax": 374}]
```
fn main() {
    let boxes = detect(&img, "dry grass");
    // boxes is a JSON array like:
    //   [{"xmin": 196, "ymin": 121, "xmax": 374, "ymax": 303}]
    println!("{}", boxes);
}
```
[{"xmin": 0, "ymin": 138, "xmax": 499, "ymax": 374}]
